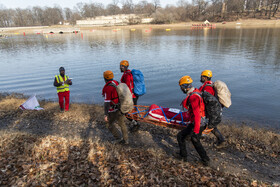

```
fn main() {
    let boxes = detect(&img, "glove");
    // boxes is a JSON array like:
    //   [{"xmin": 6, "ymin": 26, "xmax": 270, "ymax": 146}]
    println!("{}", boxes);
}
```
[
  {"xmin": 191, "ymin": 132, "xmax": 200, "ymax": 142},
  {"xmin": 191, "ymin": 132, "xmax": 199, "ymax": 138}
]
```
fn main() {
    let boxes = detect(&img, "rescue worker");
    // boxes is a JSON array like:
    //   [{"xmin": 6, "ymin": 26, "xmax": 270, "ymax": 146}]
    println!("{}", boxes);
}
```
[
  {"xmin": 177, "ymin": 75, "xmax": 210, "ymax": 166},
  {"xmin": 120, "ymin": 60, "xmax": 139, "ymax": 132},
  {"xmin": 53, "ymin": 67, "xmax": 72, "ymax": 112},
  {"xmin": 199, "ymin": 70, "xmax": 225, "ymax": 147},
  {"xmin": 102, "ymin": 70, "xmax": 129, "ymax": 145}
]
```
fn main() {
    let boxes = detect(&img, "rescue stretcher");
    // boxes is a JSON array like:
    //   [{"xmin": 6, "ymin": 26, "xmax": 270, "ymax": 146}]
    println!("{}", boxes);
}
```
[{"xmin": 126, "ymin": 105, "xmax": 213, "ymax": 135}]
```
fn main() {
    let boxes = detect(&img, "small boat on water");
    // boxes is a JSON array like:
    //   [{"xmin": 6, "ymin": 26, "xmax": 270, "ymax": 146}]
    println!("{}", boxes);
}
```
[
  {"xmin": 191, "ymin": 24, "xmax": 216, "ymax": 27},
  {"xmin": 191, "ymin": 24, "xmax": 216, "ymax": 30},
  {"xmin": 191, "ymin": 20, "xmax": 216, "ymax": 29}
]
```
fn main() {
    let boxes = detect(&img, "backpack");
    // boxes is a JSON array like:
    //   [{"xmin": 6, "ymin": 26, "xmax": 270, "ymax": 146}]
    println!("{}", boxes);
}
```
[
  {"xmin": 213, "ymin": 80, "xmax": 232, "ymax": 108},
  {"xmin": 109, "ymin": 82, "xmax": 134, "ymax": 114},
  {"xmin": 191, "ymin": 91, "xmax": 222, "ymax": 128},
  {"xmin": 131, "ymin": 69, "xmax": 146, "ymax": 96}
]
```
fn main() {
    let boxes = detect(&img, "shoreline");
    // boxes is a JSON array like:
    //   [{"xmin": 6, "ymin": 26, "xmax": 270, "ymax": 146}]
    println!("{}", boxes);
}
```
[
  {"xmin": 1, "ymin": 19, "xmax": 280, "ymax": 34},
  {"xmin": 2, "ymin": 92, "xmax": 279, "ymax": 132}
]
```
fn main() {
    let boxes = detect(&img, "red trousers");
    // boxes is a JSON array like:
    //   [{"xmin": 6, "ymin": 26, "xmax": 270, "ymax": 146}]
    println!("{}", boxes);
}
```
[{"xmin": 57, "ymin": 91, "xmax": 70, "ymax": 111}]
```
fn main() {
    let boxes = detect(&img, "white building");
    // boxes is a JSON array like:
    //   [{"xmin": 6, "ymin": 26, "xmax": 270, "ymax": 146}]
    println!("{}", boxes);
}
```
[{"xmin": 76, "ymin": 14, "xmax": 153, "ymax": 26}]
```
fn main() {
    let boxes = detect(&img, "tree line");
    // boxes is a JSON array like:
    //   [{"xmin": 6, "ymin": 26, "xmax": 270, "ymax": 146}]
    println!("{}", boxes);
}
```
[{"xmin": 0, "ymin": 0, "xmax": 279, "ymax": 27}]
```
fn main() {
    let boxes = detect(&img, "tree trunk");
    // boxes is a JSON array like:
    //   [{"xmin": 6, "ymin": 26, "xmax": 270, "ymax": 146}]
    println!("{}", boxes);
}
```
[
  {"xmin": 272, "ymin": 1, "xmax": 280, "ymax": 17},
  {"xmin": 265, "ymin": 0, "xmax": 269, "ymax": 16},
  {"xmin": 221, "ymin": 3, "xmax": 226, "ymax": 18},
  {"xmin": 268, "ymin": 1, "xmax": 273, "ymax": 18}
]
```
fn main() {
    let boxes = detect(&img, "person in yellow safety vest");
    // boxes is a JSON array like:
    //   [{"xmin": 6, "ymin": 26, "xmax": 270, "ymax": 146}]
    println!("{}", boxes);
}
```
[{"xmin": 53, "ymin": 67, "xmax": 72, "ymax": 112}]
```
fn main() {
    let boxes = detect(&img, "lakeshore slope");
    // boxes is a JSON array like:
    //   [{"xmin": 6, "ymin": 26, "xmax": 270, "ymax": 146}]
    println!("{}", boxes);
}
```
[{"xmin": 0, "ymin": 94, "xmax": 279, "ymax": 186}]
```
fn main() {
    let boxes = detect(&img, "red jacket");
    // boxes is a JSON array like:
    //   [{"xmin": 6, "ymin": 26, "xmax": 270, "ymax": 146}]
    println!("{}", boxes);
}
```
[
  {"xmin": 102, "ymin": 80, "xmax": 119, "ymax": 112},
  {"xmin": 199, "ymin": 81, "xmax": 215, "ymax": 96},
  {"xmin": 121, "ymin": 69, "xmax": 136, "ymax": 98},
  {"xmin": 182, "ymin": 88, "xmax": 205, "ymax": 134}
]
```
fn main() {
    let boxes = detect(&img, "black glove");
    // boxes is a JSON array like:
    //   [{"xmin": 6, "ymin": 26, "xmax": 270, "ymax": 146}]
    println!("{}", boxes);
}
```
[{"xmin": 191, "ymin": 132, "xmax": 199, "ymax": 138}]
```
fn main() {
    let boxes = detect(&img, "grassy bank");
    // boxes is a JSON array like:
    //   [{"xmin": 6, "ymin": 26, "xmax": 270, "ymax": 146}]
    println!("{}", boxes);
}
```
[{"xmin": 0, "ymin": 93, "xmax": 279, "ymax": 186}]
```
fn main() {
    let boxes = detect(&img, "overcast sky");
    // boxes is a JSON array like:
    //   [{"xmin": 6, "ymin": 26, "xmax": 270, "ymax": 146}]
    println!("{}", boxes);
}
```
[{"xmin": 0, "ymin": 0, "xmax": 177, "ymax": 9}]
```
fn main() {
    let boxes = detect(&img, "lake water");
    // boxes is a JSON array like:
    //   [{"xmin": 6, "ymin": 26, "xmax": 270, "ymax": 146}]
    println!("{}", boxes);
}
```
[{"xmin": 0, "ymin": 27, "xmax": 279, "ymax": 129}]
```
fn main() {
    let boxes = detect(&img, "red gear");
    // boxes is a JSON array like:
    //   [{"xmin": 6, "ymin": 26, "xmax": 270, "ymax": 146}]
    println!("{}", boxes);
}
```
[
  {"xmin": 102, "ymin": 80, "xmax": 119, "ymax": 112},
  {"xmin": 121, "ymin": 69, "xmax": 136, "ymax": 98},
  {"xmin": 181, "ymin": 88, "xmax": 205, "ymax": 134},
  {"xmin": 58, "ymin": 91, "xmax": 70, "ymax": 111},
  {"xmin": 199, "ymin": 81, "xmax": 215, "ymax": 96}
]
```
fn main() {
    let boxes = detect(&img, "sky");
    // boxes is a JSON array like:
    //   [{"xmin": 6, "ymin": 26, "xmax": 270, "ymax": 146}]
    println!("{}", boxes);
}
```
[{"xmin": 0, "ymin": 0, "xmax": 177, "ymax": 9}]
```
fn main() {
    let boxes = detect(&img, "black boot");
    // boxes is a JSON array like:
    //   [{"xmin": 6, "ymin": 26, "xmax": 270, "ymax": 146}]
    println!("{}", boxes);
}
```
[{"xmin": 212, "ymin": 127, "xmax": 225, "ymax": 146}]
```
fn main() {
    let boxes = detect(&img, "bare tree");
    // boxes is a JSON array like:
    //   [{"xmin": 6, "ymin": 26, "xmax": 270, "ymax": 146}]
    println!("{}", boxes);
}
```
[
  {"xmin": 121, "ymin": 0, "xmax": 134, "ymax": 14},
  {"xmin": 64, "ymin": 8, "xmax": 72, "ymax": 21},
  {"xmin": 212, "ymin": 0, "xmax": 223, "ymax": 17},
  {"xmin": 107, "ymin": 0, "xmax": 121, "ymax": 15},
  {"xmin": 32, "ymin": 6, "xmax": 44, "ymax": 25},
  {"xmin": 0, "ymin": 8, "xmax": 14, "ymax": 27},
  {"xmin": 192, "ymin": 0, "xmax": 209, "ymax": 19},
  {"xmin": 176, "ymin": 0, "xmax": 192, "ymax": 21},
  {"xmin": 153, "ymin": 0, "xmax": 161, "ymax": 11},
  {"xmin": 134, "ymin": 1, "xmax": 154, "ymax": 15},
  {"xmin": 226, "ymin": 0, "xmax": 245, "ymax": 18},
  {"xmin": 43, "ymin": 7, "xmax": 63, "ymax": 25},
  {"xmin": 272, "ymin": 0, "xmax": 280, "ymax": 17}
]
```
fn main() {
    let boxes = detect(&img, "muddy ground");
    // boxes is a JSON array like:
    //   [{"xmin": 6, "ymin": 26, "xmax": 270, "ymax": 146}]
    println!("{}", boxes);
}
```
[{"xmin": 0, "ymin": 94, "xmax": 279, "ymax": 186}]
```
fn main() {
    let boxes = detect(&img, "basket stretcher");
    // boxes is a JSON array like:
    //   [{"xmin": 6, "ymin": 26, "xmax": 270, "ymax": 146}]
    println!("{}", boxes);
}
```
[{"xmin": 126, "ymin": 105, "xmax": 213, "ymax": 135}]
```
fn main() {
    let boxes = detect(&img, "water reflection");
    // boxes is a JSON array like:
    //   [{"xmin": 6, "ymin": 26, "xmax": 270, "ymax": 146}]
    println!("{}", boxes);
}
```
[{"xmin": 0, "ymin": 27, "xmax": 279, "ymax": 128}]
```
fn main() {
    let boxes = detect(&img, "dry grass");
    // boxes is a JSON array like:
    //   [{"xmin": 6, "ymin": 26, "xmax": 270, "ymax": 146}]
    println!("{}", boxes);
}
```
[
  {"xmin": 0, "ymin": 94, "xmax": 278, "ymax": 186},
  {"xmin": 217, "ymin": 124, "xmax": 280, "ymax": 157},
  {"xmin": 1, "ymin": 131, "xmax": 263, "ymax": 186}
]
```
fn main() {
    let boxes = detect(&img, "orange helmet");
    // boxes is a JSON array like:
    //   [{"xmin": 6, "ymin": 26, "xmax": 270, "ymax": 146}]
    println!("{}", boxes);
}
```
[
  {"xmin": 179, "ymin": 75, "xmax": 193, "ymax": 86},
  {"xmin": 201, "ymin": 70, "xmax": 212, "ymax": 78},
  {"xmin": 120, "ymin": 60, "xmax": 129, "ymax": 67},
  {"xmin": 103, "ymin": 70, "xmax": 114, "ymax": 80}
]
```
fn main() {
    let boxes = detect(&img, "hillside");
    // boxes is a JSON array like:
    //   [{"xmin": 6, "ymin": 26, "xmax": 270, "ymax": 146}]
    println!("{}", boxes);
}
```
[{"xmin": 0, "ymin": 93, "xmax": 279, "ymax": 186}]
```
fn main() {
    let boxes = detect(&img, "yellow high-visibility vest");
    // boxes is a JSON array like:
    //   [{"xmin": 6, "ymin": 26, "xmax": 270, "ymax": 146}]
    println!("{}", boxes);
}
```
[{"xmin": 55, "ymin": 75, "xmax": 70, "ymax": 93}]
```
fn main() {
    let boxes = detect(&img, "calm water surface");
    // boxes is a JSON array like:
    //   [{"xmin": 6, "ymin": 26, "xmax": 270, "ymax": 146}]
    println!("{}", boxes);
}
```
[{"xmin": 0, "ymin": 28, "xmax": 279, "ymax": 129}]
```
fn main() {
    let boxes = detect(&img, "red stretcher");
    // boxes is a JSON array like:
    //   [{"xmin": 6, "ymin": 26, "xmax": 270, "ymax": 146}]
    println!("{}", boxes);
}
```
[{"xmin": 126, "ymin": 104, "xmax": 213, "ymax": 134}]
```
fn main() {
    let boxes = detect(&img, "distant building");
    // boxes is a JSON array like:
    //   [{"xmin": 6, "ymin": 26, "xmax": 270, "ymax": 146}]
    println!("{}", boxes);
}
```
[
  {"xmin": 76, "ymin": 14, "xmax": 153, "ymax": 26},
  {"xmin": 64, "ymin": 21, "xmax": 70, "ymax": 26}
]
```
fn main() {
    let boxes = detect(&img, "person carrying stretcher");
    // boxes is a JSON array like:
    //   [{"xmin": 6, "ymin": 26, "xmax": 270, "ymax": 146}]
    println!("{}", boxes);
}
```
[
  {"xmin": 102, "ymin": 70, "xmax": 129, "ymax": 145},
  {"xmin": 199, "ymin": 70, "xmax": 225, "ymax": 148},
  {"xmin": 177, "ymin": 75, "xmax": 210, "ymax": 166},
  {"xmin": 120, "ymin": 60, "xmax": 140, "ymax": 132}
]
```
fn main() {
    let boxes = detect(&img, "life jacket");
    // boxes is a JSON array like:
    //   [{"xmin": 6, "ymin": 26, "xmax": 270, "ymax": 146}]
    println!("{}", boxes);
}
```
[
  {"xmin": 199, "ymin": 81, "xmax": 215, "ymax": 96},
  {"xmin": 103, "ymin": 80, "xmax": 120, "ymax": 107},
  {"xmin": 121, "ymin": 70, "xmax": 134, "ymax": 95},
  {"xmin": 55, "ymin": 75, "xmax": 70, "ymax": 93},
  {"xmin": 182, "ymin": 89, "xmax": 206, "ymax": 118}
]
